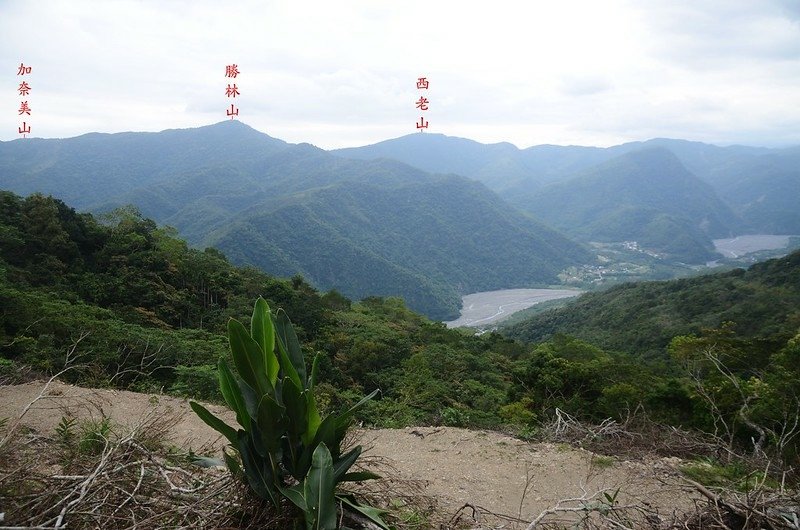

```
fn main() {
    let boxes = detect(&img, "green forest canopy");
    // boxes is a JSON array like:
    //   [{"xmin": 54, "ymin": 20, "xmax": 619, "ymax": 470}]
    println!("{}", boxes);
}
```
[{"xmin": 1, "ymin": 190, "xmax": 799, "ymax": 465}]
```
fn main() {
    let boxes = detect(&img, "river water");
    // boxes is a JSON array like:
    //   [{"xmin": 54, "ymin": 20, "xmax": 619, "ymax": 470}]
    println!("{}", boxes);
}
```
[{"xmin": 444, "ymin": 288, "xmax": 581, "ymax": 328}]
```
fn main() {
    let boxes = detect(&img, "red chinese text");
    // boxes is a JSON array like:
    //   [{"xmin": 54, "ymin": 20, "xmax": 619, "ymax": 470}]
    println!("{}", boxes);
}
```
[
  {"xmin": 415, "ymin": 76, "xmax": 430, "ymax": 131},
  {"xmin": 224, "ymin": 64, "xmax": 241, "ymax": 119},
  {"xmin": 15, "ymin": 62, "xmax": 33, "ymax": 137},
  {"xmin": 225, "ymin": 84, "xmax": 240, "ymax": 97},
  {"xmin": 225, "ymin": 64, "xmax": 240, "ymax": 78}
]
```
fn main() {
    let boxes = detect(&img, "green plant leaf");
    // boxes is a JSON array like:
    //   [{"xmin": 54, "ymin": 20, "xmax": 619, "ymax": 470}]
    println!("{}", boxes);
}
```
[
  {"xmin": 308, "ymin": 353, "xmax": 321, "ymax": 391},
  {"xmin": 333, "ymin": 446, "xmax": 362, "ymax": 482},
  {"xmin": 235, "ymin": 376, "xmax": 260, "ymax": 420},
  {"xmin": 248, "ymin": 421, "xmax": 269, "ymax": 458},
  {"xmin": 299, "ymin": 415, "xmax": 336, "ymax": 475},
  {"xmin": 256, "ymin": 394, "xmax": 287, "ymax": 454},
  {"xmin": 338, "ymin": 494, "xmax": 391, "ymax": 530},
  {"xmin": 279, "ymin": 484, "xmax": 307, "ymax": 512},
  {"xmin": 341, "ymin": 471, "xmax": 381, "ymax": 482},
  {"xmin": 334, "ymin": 389, "xmax": 380, "ymax": 446},
  {"xmin": 251, "ymin": 297, "xmax": 279, "ymax": 386},
  {"xmin": 218, "ymin": 358, "xmax": 250, "ymax": 430},
  {"xmin": 304, "ymin": 388, "xmax": 322, "ymax": 446},
  {"xmin": 305, "ymin": 443, "xmax": 337, "ymax": 530},
  {"xmin": 228, "ymin": 317, "xmax": 272, "ymax": 396},
  {"xmin": 283, "ymin": 376, "xmax": 308, "ymax": 442},
  {"xmin": 304, "ymin": 354, "xmax": 322, "ymax": 443},
  {"xmin": 238, "ymin": 430, "xmax": 278, "ymax": 505},
  {"xmin": 275, "ymin": 309, "xmax": 306, "ymax": 387},
  {"xmin": 189, "ymin": 401, "xmax": 237, "ymax": 446},
  {"xmin": 223, "ymin": 448, "xmax": 241, "ymax": 477}
]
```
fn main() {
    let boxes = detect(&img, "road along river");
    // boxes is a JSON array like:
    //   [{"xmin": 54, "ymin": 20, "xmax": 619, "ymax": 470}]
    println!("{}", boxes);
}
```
[{"xmin": 444, "ymin": 288, "xmax": 582, "ymax": 328}]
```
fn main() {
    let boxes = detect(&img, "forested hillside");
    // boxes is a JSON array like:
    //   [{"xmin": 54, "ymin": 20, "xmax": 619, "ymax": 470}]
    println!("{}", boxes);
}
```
[
  {"xmin": 715, "ymin": 148, "xmax": 800, "ymax": 234},
  {"xmin": 0, "ymin": 123, "xmax": 591, "ymax": 319},
  {"xmin": 0, "ymin": 121, "xmax": 289, "ymax": 209},
  {"xmin": 2, "ymin": 190, "xmax": 799, "ymax": 469},
  {"xmin": 338, "ymin": 134, "xmax": 800, "ymax": 244},
  {"xmin": 504, "ymin": 249, "xmax": 800, "ymax": 360},
  {"xmin": 208, "ymin": 174, "xmax": 591, "ymax": 319},
  {"xmin": 342, "ymin": 139, "xmax": 748, "ymax": 263},
  {"xmin": 525, "ymin": 148, "xmax": 741, "ymax": 262}
]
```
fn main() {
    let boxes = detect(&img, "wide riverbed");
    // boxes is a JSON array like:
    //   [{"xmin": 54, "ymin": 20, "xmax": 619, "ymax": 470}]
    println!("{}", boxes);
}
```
[
  {"xmin": 713, "ymin": 234, "xmax": 797, "ymax": 258},
  {"xmin": 444, "ymin": 288, "xmax": 581, "ymax": 328}
]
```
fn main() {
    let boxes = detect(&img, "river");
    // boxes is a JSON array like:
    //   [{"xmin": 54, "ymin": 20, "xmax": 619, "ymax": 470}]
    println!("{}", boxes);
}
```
[
  {"xmin": 444, "ymin": 288, "xmax": 581, "ymax": 329},
  {"xmin": 712, "ymin": 234, "xmax": 797, "ymax": 258}
]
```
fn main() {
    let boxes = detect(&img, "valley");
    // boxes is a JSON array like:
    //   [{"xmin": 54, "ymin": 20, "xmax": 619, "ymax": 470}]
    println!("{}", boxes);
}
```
[
  {"xmin": 2, "ymin": 122, "xmax": 799, "ymax": 322},
  {"xmin": 1, "ymin": 184, "xmax": 799, "ymax": 529},
  {"xmin": 3, "ymin": 3, "xmax": 800, "ymax": 528}
]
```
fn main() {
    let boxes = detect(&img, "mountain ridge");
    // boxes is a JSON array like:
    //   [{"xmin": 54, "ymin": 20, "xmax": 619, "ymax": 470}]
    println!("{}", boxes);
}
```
[
  {"xmin": 524, "ymin": 147, "xmax": 742, "ymax": 262},
  {"xmin": 335, "ymin": 131, "xmax": 798, "ymax": 237},
  {"xmin": 0, "ymin": 121, "xmax": 591, "ymax": 319}
]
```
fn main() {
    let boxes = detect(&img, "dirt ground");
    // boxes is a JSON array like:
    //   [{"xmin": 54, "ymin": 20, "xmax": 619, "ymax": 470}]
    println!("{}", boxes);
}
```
[{"xmin": 0, "ymin": 380, "xmax": 700, "ymax": 525}]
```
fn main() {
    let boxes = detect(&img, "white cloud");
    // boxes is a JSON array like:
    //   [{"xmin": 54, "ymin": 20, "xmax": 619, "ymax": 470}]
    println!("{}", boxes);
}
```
[{"xmin": 1, "ymin": 0, "xmax": 798, "ymax": 147}]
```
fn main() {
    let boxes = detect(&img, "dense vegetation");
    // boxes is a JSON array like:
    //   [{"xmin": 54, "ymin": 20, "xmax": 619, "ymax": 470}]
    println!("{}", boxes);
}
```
[
  {"xmin": 524, "ymin": 148, "xmax": 740, "ymax": 262},
  {"xmin": 2, "ymin": 190, "xmax": 799, "ymax": 470},
  {"xmin": 0, "ymin": 122, "xmax": 590, "ymax": 320},
  {"xmin": 504, "ymin": 249, "xmax": 800, "ymax": 361},
  {"xmin": 338, "ymin": 133, "xmax": 798, "ymax": 237},
  {"xmin": 210, "ymin": 174, "xmax": 590, "ymax": 319},
  {"xmin": 716, "ymin": 148, "xmax": 800, "ymax": 233}
]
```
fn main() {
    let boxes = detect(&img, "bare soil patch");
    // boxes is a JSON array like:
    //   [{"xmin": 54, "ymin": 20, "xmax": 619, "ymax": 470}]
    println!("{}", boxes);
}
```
[{"xmin": 0, "ymin": 381, "xmax": 699, "ymax": 525}]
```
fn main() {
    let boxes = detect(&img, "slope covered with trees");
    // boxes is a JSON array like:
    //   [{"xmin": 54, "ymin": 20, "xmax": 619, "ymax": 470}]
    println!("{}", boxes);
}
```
[
  {"xmin": 525, "ymin": 148, "xmax": 741, "ymax": 262},
  {"xmin": 338, "ymin": 134, "xmax": 799, "ymax": 244},
  {"xmin": 0, "ymin": 121, "xmax": 289, "ymax": 209},
  {"xmin": 504, "ymin": 249, "xmax": 800, "ymax": 360},
  {"xmin": 208, "ymin": 175, "xmax": 591, "ymax": 319},
  {"xmin": 334, "ymin": 132, "xmax": 614, "ymax": 195},
  {"xmin": 0, "ymin": 190, "xmax": 523, "ymax": 427},
  {"xmin": 2, "ymin": 190, "xmax": 800, "ymax": 472},
  {"xmin": 0, "ymin": 123, "xmax": 591, "ymax": 319},
  {"xmin": 714, "ymin": 148, "xmax": 800, "ymax": 234}
]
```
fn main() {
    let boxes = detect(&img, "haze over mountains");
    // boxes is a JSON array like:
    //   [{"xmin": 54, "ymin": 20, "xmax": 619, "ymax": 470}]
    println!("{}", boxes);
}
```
[
  {"xmin": 338, "ymin": 132, "xmax": 799, "ymax": 264},
  {"xmin": 524, "ymin": 148, "xmax": 741, "ymax": 262},
  {"xmin": 0, "ymin": 121, "xmax": 589, "ymax": 319},
  {"xmin": 1, "ymin": 121, "xmax": 797, "ymax": 317}
]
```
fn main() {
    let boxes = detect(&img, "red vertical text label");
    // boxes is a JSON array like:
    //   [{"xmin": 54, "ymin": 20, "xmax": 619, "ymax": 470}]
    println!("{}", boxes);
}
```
[
  {"xmin": 415, "ymin": 76, "xmax": 429, "ymax": 131},
  {"xmin": 16, "ymin": 62, "xmax": 33, "ymax": 137},
  {"xmin": 225, "ymin": 64, "xmax": 240, "ymax": 119}
]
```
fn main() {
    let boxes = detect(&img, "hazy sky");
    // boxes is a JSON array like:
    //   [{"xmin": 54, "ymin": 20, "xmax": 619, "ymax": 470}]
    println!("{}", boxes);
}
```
[{"xmin": 2, "ymin": 1, "xmax": 799, "ymax": 148}]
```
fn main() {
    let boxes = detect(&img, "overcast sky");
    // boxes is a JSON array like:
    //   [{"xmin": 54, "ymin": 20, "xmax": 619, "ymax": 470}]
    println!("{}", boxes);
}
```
[{"xmin": 2, "ymin": 1, "xmax": 799, "ymax": 149}]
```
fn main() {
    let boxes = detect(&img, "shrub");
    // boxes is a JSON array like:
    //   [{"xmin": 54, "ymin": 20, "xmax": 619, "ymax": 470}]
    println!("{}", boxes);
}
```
[
  {"xmin": 171, "ymin": 364, "xmax": 221, "ymax": 401},
  {"xmin": 190, "ymin": 298, "xmax": 387, "ymax": 529}
]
